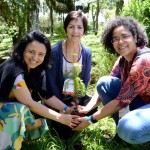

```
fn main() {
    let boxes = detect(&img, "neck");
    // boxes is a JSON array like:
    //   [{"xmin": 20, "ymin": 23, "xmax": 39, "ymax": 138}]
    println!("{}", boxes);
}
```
[
  {"xmin": 124, "ymin": 51, "xmax": 137, "ymax": 62},
  {"xmin": 66, "ymin": 39, "xmax": 80, "ymax": 53},
  {"xmin": 64, "ymin": 39, "xmax": 81, "ymax": 62}
]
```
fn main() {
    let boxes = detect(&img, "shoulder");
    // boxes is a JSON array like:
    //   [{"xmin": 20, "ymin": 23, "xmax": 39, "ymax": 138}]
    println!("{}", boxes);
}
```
[
  {"xmin": 136, "ymin": 47, "xmax": 150, "ymax": 56},
  {"xmin": 13, "ymin": 74, "xmax": 26, "ymax": 89},
  {"xmin": 0, "ymin": 58, "xmax": 26, "ymax": 96},
  {"xmin": 81, "ymin": 44, "xmax": 91, "ymax": 55},
  {"xmin": 82, "ymin": 44, "xmax": 91, "ymax": 52},
  {"xmin": 132, "ymin": 50, "xmax": 150, "ymax": 74},
  {"xmin": 0, "ymin": 58, "xmax": 25, "ymax": 76},
  {"xmin": 52, "ymin": 41, "xmax": 63, "ymax": 52},
  {"xmin": 136, "ymin": 47, "xmax": 150, "ymax": 60}
]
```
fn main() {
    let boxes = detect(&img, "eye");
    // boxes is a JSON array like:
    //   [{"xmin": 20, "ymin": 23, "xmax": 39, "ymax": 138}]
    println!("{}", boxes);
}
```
[
  {"xmin": 78, "ymin": 26, "xmax": 83, "ymax": 29},
  {"xmin": 112, "ymin": 38, "xmax": 119, "ymax": 43},
  {"xmin": 28, "ymin": 50, "xmax": 34, "ymax": 54},
  {"xmin": 39, "ymin": 53, "xmax": 46, "ymax": 57},
  {"xmin": 38, "ymin": 53, "xmax": 45, "ymax": 57},
  {"xmin": 122, "ymin": 35, "xmax": 131, "ymax": 39},
  {"xmin": 68, "ymin": 25, "xmax": 74, "ymax": 29}
]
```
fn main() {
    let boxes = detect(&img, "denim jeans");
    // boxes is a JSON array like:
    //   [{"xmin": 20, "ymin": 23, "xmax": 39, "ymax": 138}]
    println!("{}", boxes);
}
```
[
  {"xmin": 97, "ymin": 76, "xmax": 150, "ymax": 144},
  {"xmin": 118, "ymin": 104, "xmax": 150, "ymax": 144}
]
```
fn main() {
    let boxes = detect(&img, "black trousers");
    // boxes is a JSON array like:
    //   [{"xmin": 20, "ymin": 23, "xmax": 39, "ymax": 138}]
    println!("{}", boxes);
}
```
[{"xmin": 47, "ymin": 95, "xmax": 98, "ymax": 140}]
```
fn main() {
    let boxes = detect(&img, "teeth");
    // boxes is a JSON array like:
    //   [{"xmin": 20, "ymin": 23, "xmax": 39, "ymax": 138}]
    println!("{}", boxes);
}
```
[
  {"xmin": 120, "ymin": 47, "xmax": 126, "ymax": 50},
  {"xmin": 30, "ymin": 60, "xmax": 37, "ymax": 64}
]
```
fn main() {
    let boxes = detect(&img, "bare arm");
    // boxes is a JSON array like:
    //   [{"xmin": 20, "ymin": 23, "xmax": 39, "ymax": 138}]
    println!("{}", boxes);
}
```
[
  {"xmin": 73, "ymin": 100, "xmax": 121, "ymax": 131},
  {"xmin": 12, "ymin": 87, "xmax": 78, "ymax": 127},
  {"xmin": 78, "ymin": 92, "xmax": 101, "ymax": 114},
  {"xmin": 42, "ymin": 96, "xmax": 72, "ymax": 114},
  {"xmin": 92, "ymin": 100, "xmax": 120, "ymax": 120}
]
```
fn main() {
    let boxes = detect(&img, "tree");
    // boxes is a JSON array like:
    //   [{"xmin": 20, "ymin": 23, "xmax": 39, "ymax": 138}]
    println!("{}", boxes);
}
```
[
  {"xmin": 95, "ymin": 0, "xmax": 100, "ymax": 35},
  {"xmin": 115, "ymin": 0, "xmax": 124, "ymax": 16},
  {"xmin": 122, "ymin": 0, "xmax": 150, "ymax": 46},
  {"xmin": 0, "ymin": 0, "xmax": 40, "ymax": 44},
  {"xmin": 89, "ymin": 0, "xmax": 115, "ymax": 35},
  {"xmin": 46, "ymin": 0, "xmax": 74, "ymax": 36}
]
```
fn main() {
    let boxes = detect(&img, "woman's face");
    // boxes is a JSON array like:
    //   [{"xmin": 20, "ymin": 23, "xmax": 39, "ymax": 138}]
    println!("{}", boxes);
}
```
[
  {"xmin": 23, "ymin": 40, "xmax": 46, "ymax": 72},
  {"xmin": 112, "ymin": 26, "xmax": 137, "ymax": 61},
  {"xmin": 66, "ymin": 17, "xmax": 84, "ymax": 43}
]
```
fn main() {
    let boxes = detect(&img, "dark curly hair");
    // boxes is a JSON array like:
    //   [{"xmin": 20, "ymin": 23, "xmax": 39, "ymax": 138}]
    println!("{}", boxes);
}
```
[
  {"xmin": 64, "ymin": 11, "xmax": 88, "ymax": 34},
  {"xmin": 12, "ymin": 31, "xmax": 51, "ymax": 69},
  {"xmin": 101, "ymin": 16, "xmax": 148, "ymax": 53}
]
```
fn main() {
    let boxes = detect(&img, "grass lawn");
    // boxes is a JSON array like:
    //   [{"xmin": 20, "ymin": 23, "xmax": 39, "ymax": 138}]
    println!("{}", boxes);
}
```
[{"xmin": 0, "ymin": 33, "xmax": 149, "ymax": 150}]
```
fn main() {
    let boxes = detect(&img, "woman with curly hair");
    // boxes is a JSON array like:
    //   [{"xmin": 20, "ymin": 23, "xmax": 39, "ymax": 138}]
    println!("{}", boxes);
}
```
[
  {"xmin": 0, "ymin": 31, "xmax": 78, "ymax": 150},
  {"xmin": 73, "ymin": 16, "xmax": 150, "ymax": 145}
]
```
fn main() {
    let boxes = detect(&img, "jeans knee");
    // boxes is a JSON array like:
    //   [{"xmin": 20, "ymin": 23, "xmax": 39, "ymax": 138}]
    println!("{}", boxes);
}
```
[
  {"xmin": 96, "ymin": 76, "xmax": 109, "ymax": 94},
  {"xmin": 117, "ymin": 116, "xmax": 143, "ymax": 144}
]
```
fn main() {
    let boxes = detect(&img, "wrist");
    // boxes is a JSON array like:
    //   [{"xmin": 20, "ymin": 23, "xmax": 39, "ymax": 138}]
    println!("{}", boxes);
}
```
[
  {"xmin": 66, "ymin": 107, "xmax": 71, "ymax": 114},
  {"xmin": 87, "ymin": 115, "xmax": 98, "ymax": 124},
  {"xmin": 63, "ymin": 105, "xmax": 69, "ymax": 113}
]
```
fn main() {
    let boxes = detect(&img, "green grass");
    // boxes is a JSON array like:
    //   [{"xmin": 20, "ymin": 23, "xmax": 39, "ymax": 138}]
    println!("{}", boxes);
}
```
[{"xmin": 1, "ymin": 33, "xmax": 149, "ymax": 150}]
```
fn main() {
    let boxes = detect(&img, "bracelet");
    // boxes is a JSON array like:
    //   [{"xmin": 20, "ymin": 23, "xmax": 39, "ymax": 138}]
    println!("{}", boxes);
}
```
[
  {"xmin": 87, "ymin": 115, "xmax": 98, "ymax": 124},
  {"xmin": 63, "ymin": 105, "xmax": 68, "ymax": 113},
  {"xmin": 87, "ymin": 116, "xmax": 92, "ymax": 124}
]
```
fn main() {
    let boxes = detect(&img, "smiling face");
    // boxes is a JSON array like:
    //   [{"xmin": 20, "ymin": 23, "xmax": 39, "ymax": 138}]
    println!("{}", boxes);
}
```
[
  {"xmin": 112, "ymin": 26, "xmax": 137, "ymax": 61},
  {"xmin": 66, "ymin": 18, "xmax": 84, "ymax": 43},
  {"xmin": 23, "ymin": 40, "xmax": 46, "ymax": 72}
]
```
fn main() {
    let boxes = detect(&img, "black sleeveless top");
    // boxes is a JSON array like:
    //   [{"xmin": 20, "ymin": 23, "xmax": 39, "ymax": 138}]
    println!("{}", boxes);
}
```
[{"xmin": 0, "ymin": 58, "xmax": 52, "ymax": 102}]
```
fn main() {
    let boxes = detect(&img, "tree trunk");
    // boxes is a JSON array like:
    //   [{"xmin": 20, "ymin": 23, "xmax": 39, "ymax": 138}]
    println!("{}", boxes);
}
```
[
  {"xmin": 27, "ymin": 0, "xmax": 40, "ymax": 32},
  {"xmin": 50, "ymin": 6, "xmax": 54, "ymax": 36},
  {"xmin": 116, "ymin": 0, "xmax": 124, "ymax": 16},
  {"xmin": 95, "ymin": 0, "xmax": 100, "ymax": 35},
  {"xmin": 91, "ymin": 5, "xmax": 95, "ymax": 32}
]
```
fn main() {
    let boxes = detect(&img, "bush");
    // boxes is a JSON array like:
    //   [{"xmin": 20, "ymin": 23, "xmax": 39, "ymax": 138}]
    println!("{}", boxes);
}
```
[
  {"xmin": 54, "ymin": 23, "xmax": 66, "ymax": 39},
  {"xmin": 122, "ymin": 0, "xmax": 150, "ymax": 45}
]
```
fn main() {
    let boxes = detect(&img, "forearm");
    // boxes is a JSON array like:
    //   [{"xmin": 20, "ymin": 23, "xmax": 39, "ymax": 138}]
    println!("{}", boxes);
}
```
[
  {"xmin": 85, "ymin": 92, "xmax": 101, "ymax": 111},
  {"xmin": 92, "ymin": 100, "xmax": 121, "ymax": 121},
  {"xmin": 43, "ymin": 96, "xmax": 68, "ymax": 112},
  {"xmin": 27, "ymin": 99, "xmax": 63, "ymax": 122},
  {"xmin": 73, "ymin": 99, "xmax": 121, "ymax": 131},
  {"xmin": 13, "ymin": 88, "xmax": 64, "ymax": 122}
]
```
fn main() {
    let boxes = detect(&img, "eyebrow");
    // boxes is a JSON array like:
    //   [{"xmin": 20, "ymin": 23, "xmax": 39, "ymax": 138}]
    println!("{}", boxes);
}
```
[
  {"xmin": 28, "ymin": 48, "xmax": 35, "ymax": 51},
  {"xmin": 28, "ymin": 49, "xmax": 46, "ymax": 54}
]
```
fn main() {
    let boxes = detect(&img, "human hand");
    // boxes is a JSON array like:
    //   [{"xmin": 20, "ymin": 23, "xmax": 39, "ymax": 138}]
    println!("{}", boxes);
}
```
[
  {"xmin": 26, "ymin": 118, "xmax": 42, "ymax": 130},
  {"xmin": 59, "ymin": 114, "xmax": 80, "ymax": 128},
  {"xmin": 66, "ymin": 106, "xmax": 76, "ymax": 114},
  {"xmin": 72, "ymin": 116, "xmax": 90, "ymax": 131},
  {"xmin": 77, "ymin": 105, "xmax": 90, "ymax": 114}
]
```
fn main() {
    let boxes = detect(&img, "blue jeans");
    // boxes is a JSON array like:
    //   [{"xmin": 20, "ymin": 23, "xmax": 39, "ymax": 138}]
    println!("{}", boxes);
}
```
[
  {"xmin": 97, "ymin": 76, "xmax": 150, "ymax": 144},
  {"xmin": 118, "ymin": 104, "xmax": 150, "ymax": 144}
]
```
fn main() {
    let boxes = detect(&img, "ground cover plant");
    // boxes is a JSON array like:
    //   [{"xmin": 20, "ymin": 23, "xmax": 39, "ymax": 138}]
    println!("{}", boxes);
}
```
[{"xmin": 0, "ymin": 33, "xmax": 149, "ymax": 150}]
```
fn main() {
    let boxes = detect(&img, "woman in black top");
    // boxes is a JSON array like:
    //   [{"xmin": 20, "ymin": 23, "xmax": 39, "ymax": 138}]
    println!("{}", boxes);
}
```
[{"xmin": 0, "ymin": 31, "xmax": 78, "ymax": 150}]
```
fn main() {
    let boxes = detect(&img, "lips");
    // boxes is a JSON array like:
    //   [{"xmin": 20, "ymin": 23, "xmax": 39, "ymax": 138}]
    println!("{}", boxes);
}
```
[
  {"xmin": 119, "ymin": 45, "xmax": 127, "ymax": 49},
  {"xmin": 119, "ymin": 46, "xmax": 128, "ymax": 52},
  {"xmin": 72, "ymin": 35, "xmax": 79, "ymax": 37},
  {"xmin": 29, "ymin": 59, "xmax": 38, "ymax": 65}
]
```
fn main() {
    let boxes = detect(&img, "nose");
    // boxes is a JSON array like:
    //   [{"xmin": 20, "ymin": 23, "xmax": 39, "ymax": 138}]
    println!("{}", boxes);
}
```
[
  {"xmin": 118, "ymin": 37, "xmax": 124, "ymax": 43},
  {"xmin": 73, "ymin": 27, "xmax": 78, "ymax": 33},
  {"xmin": 32, "ymin": 53, "xmax": 38, "ymax": 60}
]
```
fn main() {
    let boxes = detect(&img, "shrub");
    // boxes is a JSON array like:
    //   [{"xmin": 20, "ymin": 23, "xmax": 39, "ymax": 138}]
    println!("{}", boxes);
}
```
[
  {"xmin": 122, "ymin": 0, "xmax": 150, "ymax": 45},
  {"xmin": 53, "ymin": 23, "xmax": 66, "ymax": 40}
]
